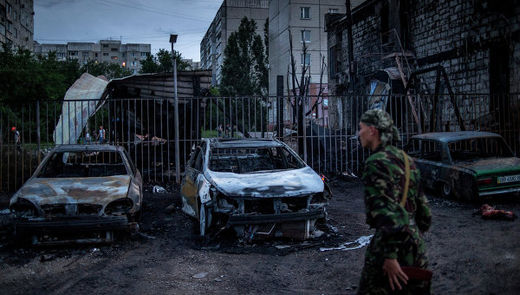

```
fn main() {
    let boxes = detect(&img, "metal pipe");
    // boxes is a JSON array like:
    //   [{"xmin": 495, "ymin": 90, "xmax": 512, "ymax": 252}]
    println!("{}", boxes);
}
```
[{"xmin": 171, "ymin": 35, "xmax": 181, "ymax": 184}]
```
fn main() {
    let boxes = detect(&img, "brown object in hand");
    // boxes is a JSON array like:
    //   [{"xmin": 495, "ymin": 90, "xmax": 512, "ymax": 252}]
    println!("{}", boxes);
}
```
[{"xmin": 401, "ymin": 266, "xmax": 433, "ymax": 281}]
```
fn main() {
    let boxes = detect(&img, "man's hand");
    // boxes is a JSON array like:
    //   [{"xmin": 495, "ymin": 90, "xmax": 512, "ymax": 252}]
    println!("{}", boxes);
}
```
[{"xmin": 383, "ymin": 258, "xmax": 408, "ymax": 291}]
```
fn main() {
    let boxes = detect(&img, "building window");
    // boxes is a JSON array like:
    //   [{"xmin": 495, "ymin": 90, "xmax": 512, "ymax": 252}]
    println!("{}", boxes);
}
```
[
  {"xmin": 103, "ymin": 44, "xmax": 108, "ymax": 48},
  {"xmin": 301, "ymin": 30, "xmax": 310, "ymax": 43},
  {"xmin": 95, "ymin": 53, "xmax": 98, "ymax": 57},
  {"xmin": 300, "ymin": 7, "xmax": 310, "ymax": 19},
  {"xmin": 6, "ymin": 21, "xmax": 12, "ymax": 33},
  {"xmin": 69, "ymin": 51, "xmax": 78, "ymax": 56},
  {"xmin": 301, "ymin": 53, "xmax": 310, "ymax": 66},
  {"xmin": 141, "ymin": 52, "xmax": 147, "ymax": 57},
  {"xmin": 328, "ymin": 8, "xmax": 339, "ymax": 13},
  {"xmin": 103, "ymin": 52, "xmax": 109, "ymax": 56},
  {"xmin": 110, "ymin": 48, "xmax": 118, "ymax": 52}
]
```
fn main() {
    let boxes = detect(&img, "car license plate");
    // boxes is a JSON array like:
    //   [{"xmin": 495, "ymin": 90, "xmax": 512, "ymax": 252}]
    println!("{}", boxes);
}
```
[{"xmin": 497, "ymin": 174, "xmax": 520, "ymax": 184}]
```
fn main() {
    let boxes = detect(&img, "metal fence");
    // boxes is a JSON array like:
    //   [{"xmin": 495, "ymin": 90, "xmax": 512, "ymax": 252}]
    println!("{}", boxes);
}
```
[{"xmin": 1, "ymin": 93, "xmax": 519, "ymax": 193}]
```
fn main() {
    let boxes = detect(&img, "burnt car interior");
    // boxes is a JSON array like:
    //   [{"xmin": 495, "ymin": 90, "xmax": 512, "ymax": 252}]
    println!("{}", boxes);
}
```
[
  {"xmin": 448, "ymin": 138, "xmax": 513, "ymax": 162},
  {"xmin": 209, "ymin": 147, "xmax": 305, "ymax": 173},
  {"xmin": 38, "ymin": 151, "xmax": 128, "ymax": 178},
  {"xmin": 406, "ymin": 139, "xmax": 447, "ymax": 162}
]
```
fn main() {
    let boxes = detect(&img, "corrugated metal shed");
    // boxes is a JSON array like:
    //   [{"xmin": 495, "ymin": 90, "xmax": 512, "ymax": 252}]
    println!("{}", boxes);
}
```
[{"xmin": 108, "ymin": 71, "xmax": 212, "ymax": 101}]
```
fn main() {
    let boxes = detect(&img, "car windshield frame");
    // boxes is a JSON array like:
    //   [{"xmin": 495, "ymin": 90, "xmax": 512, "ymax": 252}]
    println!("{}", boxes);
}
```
[
  {"xmin": 207, "ymin": 145, "xmax": 306, "ymax": 174},
  {"xmin": 37, "ymin": 150, "xmax": 130, "ymax": 178},
  {"xmin": 447, "ymin": 136, "xmax": 514, "ymax": 163}
]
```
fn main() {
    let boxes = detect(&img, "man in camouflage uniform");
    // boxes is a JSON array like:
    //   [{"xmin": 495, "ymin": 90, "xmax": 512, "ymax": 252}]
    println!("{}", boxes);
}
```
[{"xmin": 357, "ymin": 109, "xmax": 432, "ymax": 294}]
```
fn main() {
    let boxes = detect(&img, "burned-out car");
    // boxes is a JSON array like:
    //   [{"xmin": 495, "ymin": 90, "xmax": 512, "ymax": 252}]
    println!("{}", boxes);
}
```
[
  {"xmin": 405, "ymin": 131, "xmax": 520, "ymax": 201},
  {"xmin": 9, "ymin": 145, "xmax": 142, "ymax": 245},
  {"xmin": 180, "ymin": 138, "xmax": 331, "ymax": 240}
]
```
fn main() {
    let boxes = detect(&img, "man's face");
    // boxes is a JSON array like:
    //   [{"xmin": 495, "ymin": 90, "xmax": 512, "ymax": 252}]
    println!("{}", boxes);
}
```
[
  {"xmin": 99, "ymin": 126, "xmax": 103, "ymax": 129},
  {"xmin": 358, "ymin": 122, "xmax": 377, "ymax": 148}
]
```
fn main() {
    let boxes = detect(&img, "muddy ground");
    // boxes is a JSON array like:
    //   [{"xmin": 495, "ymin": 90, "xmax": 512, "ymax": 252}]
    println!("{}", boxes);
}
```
[{"xmin": 0, "ymin": 179, "xmax": 519, "ymax": 295}]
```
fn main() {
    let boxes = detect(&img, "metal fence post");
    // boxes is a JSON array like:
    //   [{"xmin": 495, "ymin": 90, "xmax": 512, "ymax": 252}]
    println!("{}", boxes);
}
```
[
  {"xmin": 36, "ymin": 100, "xmax": 41, "ymax": 163},
  {"xmin": 170, "ymin": 35, "xmax": 181, "ymax": 184}
]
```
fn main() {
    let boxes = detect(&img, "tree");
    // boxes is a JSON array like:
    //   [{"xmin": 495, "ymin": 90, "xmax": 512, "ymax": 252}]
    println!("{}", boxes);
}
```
[
  {"xmin": 0, "ymin": 44, "xmax": 83, "ymax": 143},
  {"xmin": 220, "ymin": 17, "xmax": 268, "ymax": 96},
  {"xmin": 139, "ymin": 49, "xmax": 188, "ymax": 74},
  {"xmin": 80, "ymin": 60, "xmax": 132, "ymax": 80}
]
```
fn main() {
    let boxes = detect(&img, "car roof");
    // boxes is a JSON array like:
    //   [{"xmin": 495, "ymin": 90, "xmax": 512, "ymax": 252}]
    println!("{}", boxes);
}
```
[
  {"xmin": 52, "ymin": 144, "xmax": 125, "ymax": 152},
  {"xmin": 411, "ymin": 131, "xmax": 502, "ymax": 143},
  {"xmin": 208, "ymin": 138, "xmax": 284, "ymax": 149}
]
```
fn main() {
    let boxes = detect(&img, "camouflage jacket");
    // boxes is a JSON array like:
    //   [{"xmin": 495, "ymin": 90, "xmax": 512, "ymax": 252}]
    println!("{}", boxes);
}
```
[{"xmin": 362, "ymin": 144, "xmax": 432, "ymax": 259}]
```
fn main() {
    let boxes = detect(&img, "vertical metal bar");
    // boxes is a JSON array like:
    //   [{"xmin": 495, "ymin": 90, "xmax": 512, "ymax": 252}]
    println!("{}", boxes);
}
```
[
  {"xmin": 166, "ymin": 98, "xmax": 170, "ymax": 182},
  {"xmin": 173, "ymin": 57, "xmax": 181, "ymax": 184},
  {"xmin": 37, "ymin": 100, "xmax": 41, "ymax": 164},
  {"xmin": 147, "ymin": 99, "xmax": 151, "ymax": 183},
  {"xmin": 153, "ymin": 99, "xmax": 157, "ymax": 182}
]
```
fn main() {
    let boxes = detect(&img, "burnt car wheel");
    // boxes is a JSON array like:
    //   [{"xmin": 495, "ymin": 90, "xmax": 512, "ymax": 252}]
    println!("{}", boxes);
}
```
[{"xmin": 441, "ymin": 181, "xmax": 452, "ymax": 198}]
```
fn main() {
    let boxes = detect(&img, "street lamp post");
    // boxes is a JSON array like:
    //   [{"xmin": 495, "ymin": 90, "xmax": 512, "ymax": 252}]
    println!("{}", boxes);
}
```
[{"xmin": 170, "ymin": 34, "xmax": 181, "ymax": 184}]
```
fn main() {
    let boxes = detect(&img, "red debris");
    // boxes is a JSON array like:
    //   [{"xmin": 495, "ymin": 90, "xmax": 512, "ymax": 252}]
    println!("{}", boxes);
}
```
[{"xmin": 477, "ymin": 204, "xmax": 516, "ymax": 221}]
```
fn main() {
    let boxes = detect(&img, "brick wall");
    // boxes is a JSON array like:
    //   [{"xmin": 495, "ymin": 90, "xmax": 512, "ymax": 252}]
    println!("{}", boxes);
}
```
[{"xmin": 327, "ymin": 0, "xmax": 520, "ymax": 131}]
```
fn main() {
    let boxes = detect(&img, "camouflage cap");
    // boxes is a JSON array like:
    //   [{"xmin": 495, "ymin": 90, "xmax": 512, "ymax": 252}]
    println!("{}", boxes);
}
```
[{"xmin": 360, "ymin": 109, "xmax": 400, "ymax": 146}]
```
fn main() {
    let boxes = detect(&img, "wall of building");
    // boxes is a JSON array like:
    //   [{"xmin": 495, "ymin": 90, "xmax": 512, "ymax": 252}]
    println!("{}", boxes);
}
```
[
  {"xmin": 327, "ymin": 0, "xmax": 520, "ymax": 130},
  {"xmin": 201, "ymin": 0, "xmax": 269, "ymax": 85},
  {"xmin": 268, "ymin": 0, "xmax": 347, "ymax": 97},
  {"xmin": 34, "ymin": 40, "xmax": 151, "ymax": 73},
  {"xmin": 0, "ymin": 0, "xmax": 34, "ymax": 51}
]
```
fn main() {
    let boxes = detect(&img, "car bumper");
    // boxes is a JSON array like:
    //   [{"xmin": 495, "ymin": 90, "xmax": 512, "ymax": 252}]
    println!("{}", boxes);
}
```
[
  {"xmin": 479, "ymin": 187, "xmax": 520, "ymax": 197},
  {"xmin": 227, "ymin": 210, "xmax": 325, "ymax": 225},
  {"xmin": 14, "ymin": 215, "xmax": 138, "ymax": 245},
  {"xmin": 227, "ymin": 209, "xmax": 326, "ymax": 240}
]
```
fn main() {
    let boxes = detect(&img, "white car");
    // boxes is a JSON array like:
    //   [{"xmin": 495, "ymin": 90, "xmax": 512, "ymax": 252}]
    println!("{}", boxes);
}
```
[{"xmin": 180, "ymin": 138, "xmax": 332, "ymax": 240}]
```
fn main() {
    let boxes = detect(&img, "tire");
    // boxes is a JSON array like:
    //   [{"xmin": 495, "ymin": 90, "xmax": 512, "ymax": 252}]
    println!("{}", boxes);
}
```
[{"xmin": 440, "ymin": 181, "xmax": 452, "ymax": 198}]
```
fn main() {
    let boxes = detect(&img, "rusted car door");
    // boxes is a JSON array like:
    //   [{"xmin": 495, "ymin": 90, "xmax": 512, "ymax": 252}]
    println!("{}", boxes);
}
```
[
  {"xmin": 411, "ymin": 139, "xmax": 450, "ymax": 190},
  {"xmin": 180, "ymin": 144, "xmax": 204, "ymax": 217}
]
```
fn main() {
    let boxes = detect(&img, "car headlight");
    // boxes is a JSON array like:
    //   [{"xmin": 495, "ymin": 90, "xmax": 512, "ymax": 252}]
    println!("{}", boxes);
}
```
[
  {"xmin": 105, "ymin": 198, "xmax": 134, "ymax": 215},
  {"xmin": 10, "ymin": 198, "xmax": 38, "ymax": 217}
]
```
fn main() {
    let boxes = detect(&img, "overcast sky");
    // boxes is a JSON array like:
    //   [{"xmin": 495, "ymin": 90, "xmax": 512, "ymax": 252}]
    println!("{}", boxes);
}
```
[{"xmin": 35, "ymin": 0, "xmax": 222, "ymax": 61}]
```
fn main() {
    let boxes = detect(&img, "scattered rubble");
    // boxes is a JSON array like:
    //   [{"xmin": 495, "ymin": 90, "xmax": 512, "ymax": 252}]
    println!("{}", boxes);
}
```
[
  {"xmin": 319, "ymin": 235, "xmax": 373, "ymax": 252},
  {"xmin": 153, "ymin": 185, "xmax": 167, "ymax": 194}
]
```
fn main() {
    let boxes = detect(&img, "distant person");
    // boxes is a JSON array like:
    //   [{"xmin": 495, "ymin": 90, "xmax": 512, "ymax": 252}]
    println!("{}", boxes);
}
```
[
  {"xmin": 97, "ymin": 125, "xmax": 106, "ymax": 144},
  {"xmin": 217, "ymin": 124, "xmax": 223, "ymax": 137},
  {"xmin": 357, "ymin": 109, "xmax": 432, "ymax": 294},
  {"xmin": 85, "ymin": 129, "xmax": 91, "ymax": 144},
  {"xmin": 11, "ymin": 126, "xmax": 21, "ymax": 151}
]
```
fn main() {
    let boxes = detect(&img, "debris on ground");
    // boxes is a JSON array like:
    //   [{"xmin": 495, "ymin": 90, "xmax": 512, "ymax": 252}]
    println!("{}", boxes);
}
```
[
  {"xmin": 164, "ymin": 204, "xmax": 176, "ymax": 213},
  {"xmin": 153, "ymin": 185, "xmax": 167, "ymax": 194},
  {"xmin": 319, "ymin": 235, "xmax": 373, "ymax": 252},
  {"xmin": 192, "ymin": 272, "xmax": 208, "ymax": 279},
  {"xmin": 474, "ymin": 204, "xmax": 516, "ymax": 221}
]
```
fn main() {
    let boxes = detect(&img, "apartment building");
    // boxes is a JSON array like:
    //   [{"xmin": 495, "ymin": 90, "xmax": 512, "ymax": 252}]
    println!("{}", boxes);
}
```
[
  {"xmin": 201, "ymin": 0, "xmax": 269, "ymax": 85},
  {"xmin": 0, "ymin": 0, "xmax": 34, "ymax": 51},
  {"xmin": 34, "ymin": 40, "xmax": 151, "ymax": 73},
  {"xmin": 268, "ymin": 0, "xmax": 349, "ymax": 97}
]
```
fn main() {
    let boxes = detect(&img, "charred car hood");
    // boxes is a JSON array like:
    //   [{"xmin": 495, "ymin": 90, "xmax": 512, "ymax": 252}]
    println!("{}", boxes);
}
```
[
  {"xmin": 11, "ymin": 176, "xmax": 131, "ymax": 207},
  {"xmin": 457, "ymin": 157, "xmax": 520, "ymax": 175},
  {"xmin": 205, "ymin": 166, "xmax": 324, "ymax": 198}
]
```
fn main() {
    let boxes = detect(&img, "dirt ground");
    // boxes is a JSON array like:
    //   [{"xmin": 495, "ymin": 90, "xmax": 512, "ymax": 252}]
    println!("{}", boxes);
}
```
[{"xmin": 0, "ymin": 179, "xmax": 519, "ymax": 295}]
